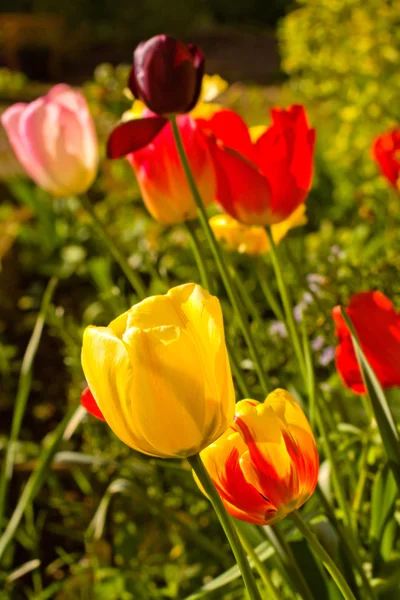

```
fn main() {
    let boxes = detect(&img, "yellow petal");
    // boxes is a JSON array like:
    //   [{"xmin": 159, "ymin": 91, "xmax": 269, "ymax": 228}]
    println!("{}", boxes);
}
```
[
  {"xmin": 122, "ymin": 325, "xmax": 208, "ymax": 457},
  {"xmin": 81, "ymin": 326, "xmax": 162, "ymax": 455},
  {"xmin": 271, "ymin": 204, "xmax": 308, "ymax": 245}
]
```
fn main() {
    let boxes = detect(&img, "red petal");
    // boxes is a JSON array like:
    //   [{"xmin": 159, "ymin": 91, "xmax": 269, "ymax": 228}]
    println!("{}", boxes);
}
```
[
  {"xmin": 373, "ymin": 129, "xmax": 400, "ymax": 189},
  {"xmin": 197, "ymin": 109, "xmax": 254, "ymax": 161},
  {"xmin": 205, "ymin": 135, "xmax": 273, "ymax": 225},
  {"xmin": 81, "ymin": 387, "xmax": 106, "ymax": 421},
  {"xmin": 254, "ymin": 104, "xmax": 315, "ymax": 220},
  {"xmin": 333, "ymin": 291, "xmax": 400, "ymax": 394},
  {"xmin": 107, "ymin": 117, "xmax": 167, "ymax": 158}
]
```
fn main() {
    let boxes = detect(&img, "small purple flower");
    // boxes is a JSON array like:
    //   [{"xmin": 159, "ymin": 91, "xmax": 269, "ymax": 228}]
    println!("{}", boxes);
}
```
[
  {"xmin": 319, "ymin": 346, "xmax": 336, "ymax": 366},
  {"xmin": 269, "ymin": 321, "xmax": 288, "ymax": 338},
  {"xmin": 311, "ymin": 336, "xmax": 324, "ymax": 351}
]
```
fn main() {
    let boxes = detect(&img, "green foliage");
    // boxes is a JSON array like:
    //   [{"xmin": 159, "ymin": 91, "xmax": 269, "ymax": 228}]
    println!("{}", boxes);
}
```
[{"xmin": 279, "ymin": 0, "xmax": 400, "ymax": 220}]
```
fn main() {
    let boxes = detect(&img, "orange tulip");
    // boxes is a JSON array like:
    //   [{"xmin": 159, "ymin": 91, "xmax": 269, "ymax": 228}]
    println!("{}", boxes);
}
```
[{"xmin": 197, "ymin": 389, "xmax": 319, "ymax": 525}]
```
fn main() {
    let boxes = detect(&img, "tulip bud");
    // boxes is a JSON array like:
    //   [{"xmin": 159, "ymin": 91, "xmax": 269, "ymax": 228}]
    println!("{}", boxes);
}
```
[
  {"xmin": 197, "ymin": 389, "xmax": 319, "ymax": 525},
  {"xmin": 129, "ymin": 34, "xmax": 205, "ymax": 116},
  {"xmin": 81, "ymin": 283, "xmax": 235, "ymax": 458},
  {"xmin": 2, "ymin": 84, "xmax": 98, "ymax": 196}
]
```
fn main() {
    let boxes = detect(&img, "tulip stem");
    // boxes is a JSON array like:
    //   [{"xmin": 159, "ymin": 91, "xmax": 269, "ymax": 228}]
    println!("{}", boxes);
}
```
[
  {"xmin": 185, "ymin": 220, "xmax": 210, "ymax": 289},
  {"xmin": 78, "ymin": 194, "xmax": 147, "ymax": 300},
  {"xmin": 235, "ymin": 525, "xmax": 281, "ymax": 600},
  {"xmin": 265, "ymin": 227, "xmax": 307, "ymax": 382},
  {"xmin": 256, "ymin": 258, "xmax": 285, "ymax": 323},
  {"xmin": 188, "ymin": 454, "xmax": 262, "ymax": 600},
  {"xmin": 170, "ymin": 116, "xmax": 270, "ymax": 396},
  {"xmin": 185, "ymin": 220, "xmax": 251, "ymax": 398},
  {"xmin": 290, "ymin": 511, "xmax": 357, "ymax": 600}
]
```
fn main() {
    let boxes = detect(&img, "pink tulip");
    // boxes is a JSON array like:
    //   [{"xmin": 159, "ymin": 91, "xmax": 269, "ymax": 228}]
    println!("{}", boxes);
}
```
[{"xmin": 1, "ymin": 84, "xmax": 98, "ymax": 196}]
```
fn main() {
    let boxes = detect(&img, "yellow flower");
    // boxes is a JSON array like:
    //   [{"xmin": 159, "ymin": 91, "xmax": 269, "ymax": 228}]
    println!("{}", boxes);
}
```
[
  {"xmin": 81, "ymin": 283, "xmax": 235, "ymax": 458},
  {"xmin": 196, "ymin": 389, "xmax": 319, "ymax": 525},
  {"xmin": 209, "ymin": 205, "xmax": 308, "ymax": 256}
]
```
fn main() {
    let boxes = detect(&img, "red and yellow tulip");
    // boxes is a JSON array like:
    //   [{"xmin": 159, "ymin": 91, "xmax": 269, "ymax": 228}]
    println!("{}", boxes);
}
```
[{"xmin": 197, "ymin": 389, "xmax": 319, "ymax": 525}]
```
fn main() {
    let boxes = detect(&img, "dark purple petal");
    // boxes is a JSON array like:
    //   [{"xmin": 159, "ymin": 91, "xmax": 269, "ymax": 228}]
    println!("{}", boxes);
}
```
[
  {"xmin": 187, "ymin": 45, "xmax": 205, "ymax": 112},
  {"xmin": 107, "ymin": 117, "xmax": 167, "ymax": 158}
]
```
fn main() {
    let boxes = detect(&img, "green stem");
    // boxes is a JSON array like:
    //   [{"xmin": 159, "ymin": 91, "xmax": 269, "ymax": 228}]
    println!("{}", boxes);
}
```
[
  {"xmin": 78, "ymin": 194, "xmax": 147, "ymax": 300},
  {"xmin": 316, "ymin": 486, "xmax": 376, "ymax": 600},
  {"xmin": 185, "ymin": 220, "xmax": 250, "ymax": 398},
  {"xmin": 0, "ymin": 277, "xmax": 58, "ymax": 530},
  {"xmin": 236, "ymin": 526, "xmax": 281, "ymax": 600},
  {"xmin": 185, "ymin": 220, "xmax": 210, "ymax": 289},
  {"xmin": 290, "ymin": 511, "xmax": 357, "ymax": 600},
  {"xmin": 256, "ymin": 258, "xmax": 285, "ymax": 323},
  {"xmin": 316, "ymin": 394, "xmax": 357, "ymax": 535},
  {"xmin": 264, "ymin": 525, "xmax": 315, "ymax": 600},
  {"xmin": 170, "ymin": 116, "xmax": 269, "ymax": 396},
  {"xmin": 188, "ymin": 454, "xmax": 262, "ymax": 600},
  {"xmin": 265, "ymin": 227, "xmax": 307, "ymax": 382}
]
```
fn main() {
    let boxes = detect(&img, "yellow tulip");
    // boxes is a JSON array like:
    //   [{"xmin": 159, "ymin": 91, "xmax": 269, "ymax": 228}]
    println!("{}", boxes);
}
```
[
  {"xmin": 209, "ymin": 205, "xmax": 308, "ymax": 256},
  {"xmin": 81, "ymin": 283, "xmax": 235, "ymax": 458}
]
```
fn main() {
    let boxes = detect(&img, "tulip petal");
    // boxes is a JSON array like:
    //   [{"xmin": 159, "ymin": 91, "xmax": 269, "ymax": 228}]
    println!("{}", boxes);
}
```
[
  {"xmin": 198, "ymin": 109, "xmax": 255, "ymax": 160},
  {"xmin": 107, "ymin": 117, "xmax": 167, "ymax": 158},
  {"xmin": 333, "ymin": 292, "xmax": 400, "ymax": 394},
  {"xmin": 200, "ymin": 429, "xmax": 275, "ymax": 525},
  {"xmin": 81, "ymin": 386, "xmax": 105, "ymax": 421},
  {"xmin": 206, "ymin": 138, "xmax": 273, "ymax": 225},
  {"xmin": 128, "ymin": 116, "xmax": 215, "ymax": 224},
  {"xmin": 122, "ymin": 325, "xmax": 209, "ymax": 457},
  {"xmin": 82, "ymin": 326, "xmax": 163, "ymax": 456},
  {"xmin": 1, "ymin": 102, "xmax": 62, "ymax": 194}
]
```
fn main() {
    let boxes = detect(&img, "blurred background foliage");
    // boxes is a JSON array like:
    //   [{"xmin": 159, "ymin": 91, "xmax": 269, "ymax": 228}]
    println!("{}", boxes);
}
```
[{"xmin": 1, "ymin": 0, "xmax": 400, "ymax": 598}]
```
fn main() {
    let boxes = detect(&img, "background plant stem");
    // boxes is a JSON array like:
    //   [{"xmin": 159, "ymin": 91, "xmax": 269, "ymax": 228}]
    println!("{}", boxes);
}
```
[{"xmin": 78, "ymin": 194, "xmax": 147, "ymax": 299}]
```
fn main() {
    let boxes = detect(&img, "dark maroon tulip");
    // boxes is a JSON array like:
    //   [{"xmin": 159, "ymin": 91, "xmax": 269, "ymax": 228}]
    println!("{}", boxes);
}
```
[
  {"xmin": 129, "ymin": 35, "xmax": 204, "ymax": 116},
  {"xmin": 107, "ymin": 34, "xmax": 205, "ymax": 159}
]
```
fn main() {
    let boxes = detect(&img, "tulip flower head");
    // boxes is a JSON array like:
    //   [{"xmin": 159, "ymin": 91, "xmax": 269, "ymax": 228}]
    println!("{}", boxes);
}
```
[
  {"xmin": 209, "ymin": 204, "xmax": 307, "ymax": 256},
  {"xmin": 333, "ymin": 291, "xmax": 400, "ymax": 394},
  {"xmin": 197, "ymin": 106, "xmax": 315, "ymax": 226},
  {"xmin": 126, "ymin": 114, "xmax": 215, "ymax": 224},
  {"xmin": 373, "ymin": 128, "xmax": 400, "ymax": 191},
  {"xmin": 197, "ymin": 390, "xmax": 319, "ymax": 525},
  {"xmin": 1, "ymin": 84, "xmax": 98, "ymax": 196},
  {"xmin": 108, "ymin": 35, "xmax": 205, "ymax": 157},
  {"xmin": 81, "ymin": 283, "xmax": 235, "ymax": 458}
]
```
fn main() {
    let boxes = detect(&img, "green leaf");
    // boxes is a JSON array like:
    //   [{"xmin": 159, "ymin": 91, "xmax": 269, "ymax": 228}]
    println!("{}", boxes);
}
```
[{"xmin": 340, "ymin": 308, "xmax": 400, "ymax": 493}]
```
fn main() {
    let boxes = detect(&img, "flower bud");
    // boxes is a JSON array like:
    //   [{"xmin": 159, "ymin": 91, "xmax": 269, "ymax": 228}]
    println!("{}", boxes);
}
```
[
  {"xmin": 2, "ymin": 84, "xmax": 98, "ymax": 196},
  {"xmin": 129, "ymin": 35, "xmax": 204, "ymax": 116}
]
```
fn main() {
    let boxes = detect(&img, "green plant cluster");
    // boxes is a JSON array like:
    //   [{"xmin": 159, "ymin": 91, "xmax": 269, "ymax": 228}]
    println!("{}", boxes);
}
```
[{"xmin": 279, "ymin": 0, "xmax": 400, "ymax": 222}]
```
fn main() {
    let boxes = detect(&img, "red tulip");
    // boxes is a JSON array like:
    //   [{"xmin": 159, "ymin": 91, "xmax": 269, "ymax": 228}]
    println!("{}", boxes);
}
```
[
  {"xmin": 333, "ymin": 291, "xmax": 400, "ymax": 394},
  {"xmin": 81, "ymin": 386, "xmax": 105, "ymax": 421},
  {"xmin": 373, "ymin": 129, "xmax": 400, "ymax": 190},
  {"xmin": 197, "ymin": 105, "xmax": 315, "ymax": 226},
  {"xmin": 108, "ymin": 35, "xmax": 204, "ymax": 158},
  {"xmin": 126, "ymin": 114, "xmax": 215, "ymax": 224}
]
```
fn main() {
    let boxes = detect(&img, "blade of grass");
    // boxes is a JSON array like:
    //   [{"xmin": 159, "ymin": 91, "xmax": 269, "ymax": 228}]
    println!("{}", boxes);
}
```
[
  {"xmin": 0, "ymin": 405, "xmax": 78, "ymax": 563},
  {"xmin": 0, "ymin": 277, "xmax": 58, "ymax": 529}
]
